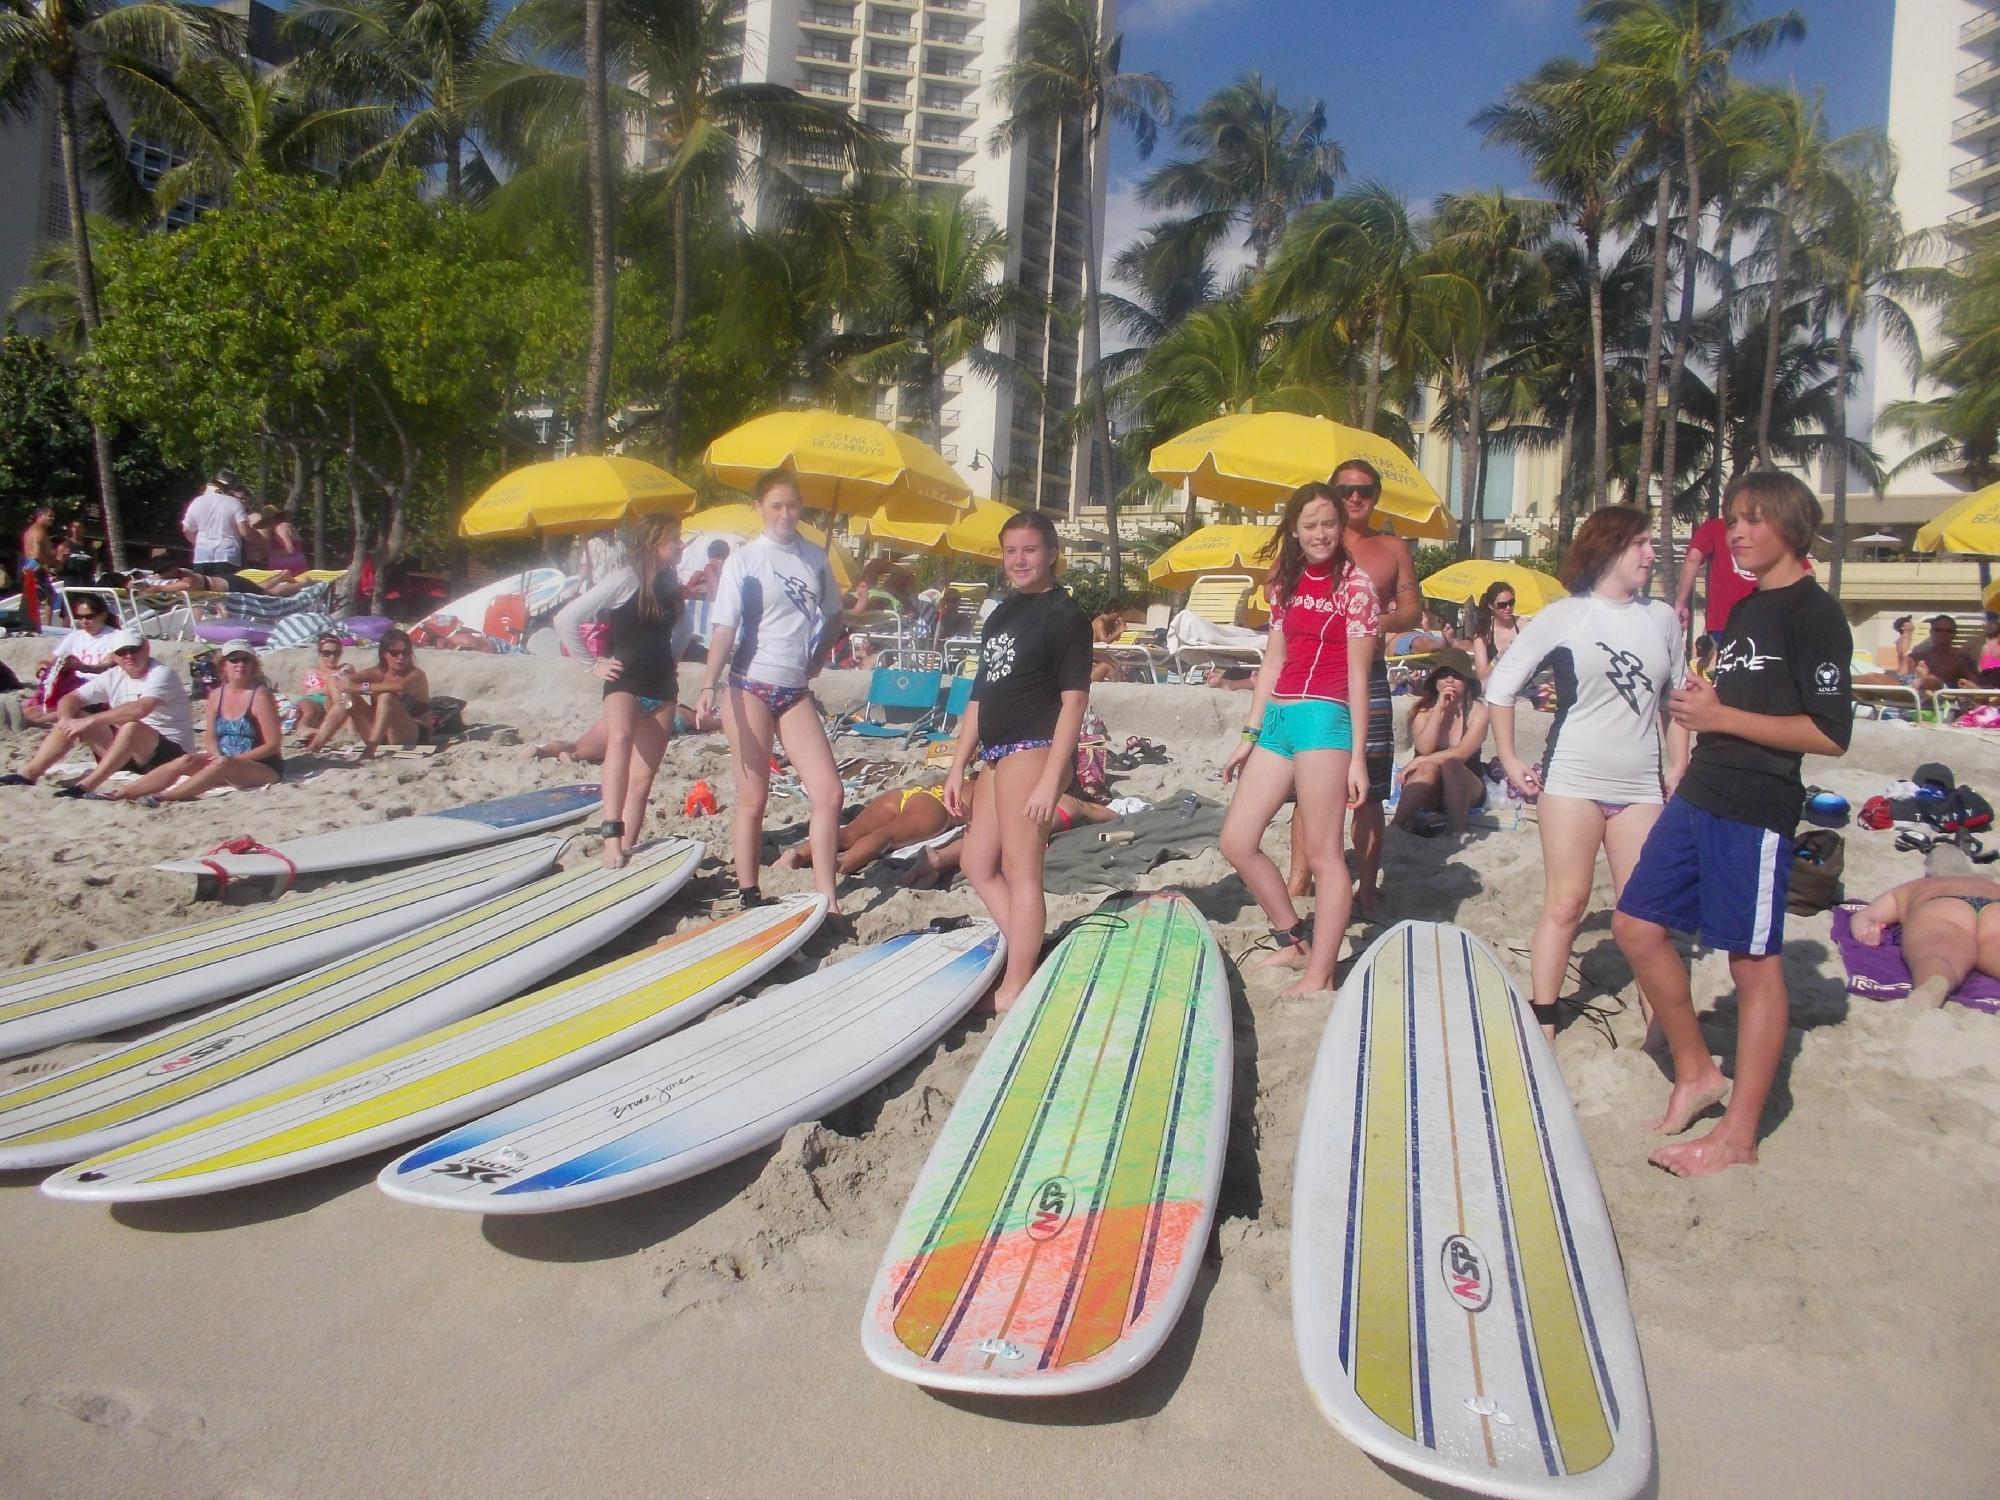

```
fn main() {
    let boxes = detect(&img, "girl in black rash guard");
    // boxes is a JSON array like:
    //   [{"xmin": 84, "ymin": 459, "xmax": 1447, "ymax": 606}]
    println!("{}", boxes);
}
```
[
  {"xmin": 943, "ymin": 511, "xmax": 1093, "ymax": 1011},
  {"xmin": 555, "ymin": 515, "xmax": 687, "ymax": 868}
]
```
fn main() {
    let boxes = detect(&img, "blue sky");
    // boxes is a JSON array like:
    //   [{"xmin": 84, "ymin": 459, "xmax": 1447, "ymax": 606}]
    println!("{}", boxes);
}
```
[{"xmin": 1101, "ymin": 0, "xmax": 1894, "ymax": 260}]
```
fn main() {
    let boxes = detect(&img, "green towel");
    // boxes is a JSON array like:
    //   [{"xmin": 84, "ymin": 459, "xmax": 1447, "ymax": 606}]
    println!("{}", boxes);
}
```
[{"xmin": 1042, "ymin": 789, "xmax": 1226, "ymax": 895}]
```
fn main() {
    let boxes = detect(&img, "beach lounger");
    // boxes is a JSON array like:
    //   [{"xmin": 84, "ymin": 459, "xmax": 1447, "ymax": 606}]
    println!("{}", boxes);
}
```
[
  {"xmin": 1852, "ymin": 682, "xmax": 1927, "ymax": 720},
  {"xmin": 834, "ymin": 666, "xmax": 945, "ymax": 742}
]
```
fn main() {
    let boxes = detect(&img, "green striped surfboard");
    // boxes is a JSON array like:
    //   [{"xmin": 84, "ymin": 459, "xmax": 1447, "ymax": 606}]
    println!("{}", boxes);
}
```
[{"xmin": 860, "ymin": 889, "xmax": 1231, "ymax": 1395}]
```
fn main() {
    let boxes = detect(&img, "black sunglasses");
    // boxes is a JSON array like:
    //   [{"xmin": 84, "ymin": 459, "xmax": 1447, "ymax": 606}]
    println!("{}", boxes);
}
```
[
  {"xmin": 112, "ymin": 646, "xmax": 143, "ymax": 658},
  {"xmin": 1493, "ymin": 597, "xmax": 1516, "ymax": 609},
  {"xmin": 72, "ymin": 609, "xmax": 102, "ymax": 620},
  {"xmin": 318, "ymin": 646, "xmax": 341, "ymax": 656},
  {"xmin": 1331, "ymin": 482, "xmax": 1380, "ymax": 501}
]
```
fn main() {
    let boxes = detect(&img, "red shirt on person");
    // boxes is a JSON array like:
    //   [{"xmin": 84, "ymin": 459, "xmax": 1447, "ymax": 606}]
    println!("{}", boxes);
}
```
[
  {"xmin": 1270, "ymin": 558, "xmax": 1380, "ymax": 700},
  {"xmin": 1688, "ymin": 516, "xmax": 1760, "ymax": 633}
]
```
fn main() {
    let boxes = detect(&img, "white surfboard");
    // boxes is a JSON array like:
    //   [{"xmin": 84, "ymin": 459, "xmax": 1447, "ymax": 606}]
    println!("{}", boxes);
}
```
[
  {"xmin": 0, "ymin": 838, "xmax": 565, "ymax": 1061},
  {"xmin": 421, "ymin": 567, "xmax": 571, "ymax": 633},
  {"xmin": 45, "ymin": 895, "xmax": 827, "ymax": 1203},
  {"xmin": 1291, "ymin": 922, "xmax": 1652, "ymax": 1500},
  {"xmin": 155, "ymin": 784, "xmax": 602, "ymax": 890},
  {"xmin": 379, "ymin": 920, "xmax": 1003, "ymax": 1214},
  {"xmin": 0, "ymin": 839, "xmax": 701, "ymax": 1171}
]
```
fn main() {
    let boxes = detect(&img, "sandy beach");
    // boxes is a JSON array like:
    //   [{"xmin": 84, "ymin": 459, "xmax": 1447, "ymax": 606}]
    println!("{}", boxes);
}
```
[{"xmin": 3, "ymin": 639, "xmax": 1998, "ymax": 1499}]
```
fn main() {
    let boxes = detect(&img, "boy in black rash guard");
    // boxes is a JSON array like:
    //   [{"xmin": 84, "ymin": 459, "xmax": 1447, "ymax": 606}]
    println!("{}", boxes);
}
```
[
  {"xmin": 1613, "ymin": 472, "xmax": 1853, "ymax": 1179},
  {"xmin": 944, "ymin": 511, "xmax": 1093, "ymax": 1011}
]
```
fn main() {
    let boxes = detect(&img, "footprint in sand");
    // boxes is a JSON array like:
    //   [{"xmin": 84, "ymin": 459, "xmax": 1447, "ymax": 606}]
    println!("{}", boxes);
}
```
[{"xmin": 21, "ymin": 1387, "xmax": 209, "ymax": 1447}]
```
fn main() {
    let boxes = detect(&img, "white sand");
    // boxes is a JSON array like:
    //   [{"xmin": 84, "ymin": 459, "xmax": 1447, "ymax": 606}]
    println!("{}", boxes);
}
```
[{"xmin": 2, "ymin": 641, "xmax": 1998, "ymax": 1498}]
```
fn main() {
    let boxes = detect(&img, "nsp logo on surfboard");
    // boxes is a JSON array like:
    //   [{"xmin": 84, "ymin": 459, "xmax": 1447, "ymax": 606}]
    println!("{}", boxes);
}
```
[
  {"xmin": 1440, "ymin": 1234, "xmax": 1492, "ymax": 1313},
  {"xmin": 1025, "ymin": 1176, "xmax": 1075, "ymax": 1242}
]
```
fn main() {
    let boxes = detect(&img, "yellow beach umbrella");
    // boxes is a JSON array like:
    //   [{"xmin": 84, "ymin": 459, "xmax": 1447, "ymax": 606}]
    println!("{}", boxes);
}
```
[
  {"xmin": 459, "ymin": 455, "xmax": 695, "ymax": 539},
  {"xmin": 703, "ymin": 410, "xmax": 972, "ymax": 521},
  {"xmin": 680, "ymin": 503, "xmax": 860, "ymax": 590},
  {"xmin": 1148, "ymin": 412, "xmax": 1451, "ymax": 539},
  {"xmin": 1146, "ymin": 522, "xmax": 1279, "ymax": 588},
  {"xmin": 858, "ymin": 496, "xmax": 1019, "ymax": 562},
  {"xmin": 1914, "ymin": 480, "xmax": 2000, "ymax": 554},
  {"xmin": 1419, "ymin": 560, "xmax": 1567, "ymax": 616}
]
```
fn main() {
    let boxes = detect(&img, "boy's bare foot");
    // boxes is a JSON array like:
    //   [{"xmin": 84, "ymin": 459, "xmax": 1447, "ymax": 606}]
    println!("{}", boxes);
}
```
[
  {"xmin": 600, "ymin": 841, "xmax": 629, "ymax": 871},
  {"xmin": 1283, "ymin": 974, "xmax": 1336, "ymax": 999},
  {"xmin": 1908, "ymin": 975, "xmax": 1951, "ymax": 1010},
  {"xmin": 1653, "ymin": 1071, "xmax": 1730, "ymax": 1135},
  {"xmin": 1256, "ymin": 944, "xmax": 1308, "ymax": 971},
  {"xmin": 1648, "ymin": 1131, "xmax": 1757, "ymax": 1178},
  {"xmin": 990, "ymin": 983, "xmax": 1024, "ymax": 1014}
]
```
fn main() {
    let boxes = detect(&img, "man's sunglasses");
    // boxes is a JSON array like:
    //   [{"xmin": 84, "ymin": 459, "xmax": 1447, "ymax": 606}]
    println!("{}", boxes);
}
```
[{"xmin": 1332, "ymin": 482, "xmax": 1380, "ymax": 501}]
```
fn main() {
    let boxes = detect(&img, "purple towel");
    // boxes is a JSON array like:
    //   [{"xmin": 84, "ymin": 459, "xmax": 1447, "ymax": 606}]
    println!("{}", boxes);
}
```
[{"xmin": 1830, "ymin": 904, "xmax": 2000, "ymax": 1014}]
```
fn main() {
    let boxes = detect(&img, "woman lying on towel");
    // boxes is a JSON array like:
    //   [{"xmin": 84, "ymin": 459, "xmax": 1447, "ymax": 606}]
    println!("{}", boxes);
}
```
[
  {"xmin": 102, "ymin": 640, "xmax": 284, "ymax": 802},
  {"xmin": 1850, "ymin": 875, "xmax": 2000, "ymax": 1009},
  {"xmin": 137, "ymin": 564, "xmax": 316, "ymax": 597}
]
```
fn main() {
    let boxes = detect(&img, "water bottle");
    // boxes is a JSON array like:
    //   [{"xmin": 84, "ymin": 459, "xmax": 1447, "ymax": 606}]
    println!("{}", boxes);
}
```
[{"xmin": 1179, "ymin": 792, "xmax": 1200, "ymax": 820}]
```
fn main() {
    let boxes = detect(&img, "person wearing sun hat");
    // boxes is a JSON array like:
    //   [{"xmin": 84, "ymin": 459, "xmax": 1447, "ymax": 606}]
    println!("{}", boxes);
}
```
[
  {"xmin": 104, "ymin": 639, "xmax": 285, "ymax": 803},
  {"xmin": 1390, "ymin": 646, "xmax": 1491, "ymax": 838},
  {"xmin": 1, "ymin": 629, "xmax": 196, "ymax": 792}
]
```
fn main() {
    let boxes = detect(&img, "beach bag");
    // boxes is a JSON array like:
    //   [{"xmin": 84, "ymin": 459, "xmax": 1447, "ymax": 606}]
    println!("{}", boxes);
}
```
[
  {"xmin": 427, "ymin": 695, "xmax": 467, "ymax": 739},
  {"xmin": 30, "ymin": 659, "xmax": 83, "ymax": 715},
  {"xmin": 189, "ymin": 650, "xmax": 220, "ymax": 702},
  {"xmin": 1787, "ymin": 831, "xmax": 1845, "ymax": 915},
  {"xmin": 577, "ymin": 620, "xmax": 611, "ymax": 659}
]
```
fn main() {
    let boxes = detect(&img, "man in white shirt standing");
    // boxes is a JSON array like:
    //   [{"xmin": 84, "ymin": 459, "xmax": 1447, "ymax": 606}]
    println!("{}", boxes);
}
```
[
  {"xmin": 181, "ymin": 470, "xmax": 251, "ymax": 566},
  {"xmin": 1, "ymin": 629, "xmax": 197, "ymax": 794}
]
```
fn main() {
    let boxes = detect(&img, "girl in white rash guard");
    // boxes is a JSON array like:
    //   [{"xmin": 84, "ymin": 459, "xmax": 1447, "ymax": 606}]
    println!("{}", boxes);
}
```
[{"xmin": 1488, "ymin": 506, "xmax": 1688, "ymax": 1039}]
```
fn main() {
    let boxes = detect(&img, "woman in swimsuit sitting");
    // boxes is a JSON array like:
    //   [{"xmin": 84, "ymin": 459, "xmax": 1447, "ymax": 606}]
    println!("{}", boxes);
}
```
[
  {"xmin": 106, "ymin": 639, "xmax": 284, "ymax": 801},
  {"xmin": 1390, "ymin": 649, "xmax": 1491, "ymax": 835},
  {"xmin": 1851, "ymin": 875, "xmax": 2000, "ymax": 1009},
  {"xmin": 294, "ymin": 631, "xmax": 348, "ymax": 734},
  {"xmin": 300, "ymin": 628, "xmax": 431, "ymax": 757}
]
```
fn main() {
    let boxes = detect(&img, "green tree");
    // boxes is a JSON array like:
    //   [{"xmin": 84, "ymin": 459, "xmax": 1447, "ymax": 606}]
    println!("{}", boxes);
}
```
[
  {"xmin": 1476, "ymin": 57, "xmax": 1634, "ymax": 505},
  {"xmin": 843, "ymin": 193, "xmax": 1041, "ymax": 454},
  {"xmin": 0, "ymin": 0, "xmax": 210, "ymax": 567},
  {"xmin": 1137, "ymin": 71, "xmax": 1342, "ymax": 275},
  {"xmin": 994, "ymin": 0, "xmax": 1172, "ymax": 593},
  {"xmin": 1584, "ymin": 0, "xmax": 1804, "ymax": 534},
  {"xmin": 1881, "ymin": 234, "xmax": 2000, "ymax": 490}
]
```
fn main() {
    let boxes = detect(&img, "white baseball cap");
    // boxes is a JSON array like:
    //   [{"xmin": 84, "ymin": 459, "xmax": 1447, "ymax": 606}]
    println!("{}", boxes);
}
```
[
  {"xmin": 218, "ymin": 639, "xmax": 260, "ymax": 660},
  {"xmin": 108, "ymin": 628, "xmax": 147, "ymax": 653}
]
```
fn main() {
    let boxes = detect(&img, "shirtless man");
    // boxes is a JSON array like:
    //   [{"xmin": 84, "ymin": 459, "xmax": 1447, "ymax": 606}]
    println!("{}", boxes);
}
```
[
  {"xmin": 1907, "ymin": 615, "xmax": 1979, "ymax": 693},
  {"xmin": 1287, "ymin": 458, "xmax": 1419, "ymax": 918},
  {"xmin": 1851, "ymin": 874, "xmax": 2000, "ymax": 1009},
  {"xmin": 17, "ymin": 505, "xmax": 55, "ymax": 630}
]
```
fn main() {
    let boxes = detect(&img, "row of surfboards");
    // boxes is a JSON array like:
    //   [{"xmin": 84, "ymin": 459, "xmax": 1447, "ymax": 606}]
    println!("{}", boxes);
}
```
[{"xmin": 0, "ymin": 785, "xmax": 1651, "ymax": 1500}]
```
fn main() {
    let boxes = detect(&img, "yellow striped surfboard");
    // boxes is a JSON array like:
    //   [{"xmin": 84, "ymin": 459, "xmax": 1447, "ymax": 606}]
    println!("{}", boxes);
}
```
[
  {"xmin": 0, "ymin": 838, "xmax": 702, "ymax": 1173},
  {"xmin": 1291, "ymin": 922, "xmax": 1652, "ymax": 1500}
]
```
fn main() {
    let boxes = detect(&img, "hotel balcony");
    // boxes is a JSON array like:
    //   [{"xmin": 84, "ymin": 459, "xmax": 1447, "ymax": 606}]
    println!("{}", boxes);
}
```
[
  {"xmin": 925, "ymin": 27, "xmax": 980, "ymax": 50},
  {"xmin": 931, "ymin": 0, "xmax": 984, "ymax": 15},
  {"xmin": 799, "ymin": 7, "xmax": 859, "ymax": 33},
  {"xmin": 922, "ymin": 58, "xmax": 980, "ymax": 83},
  {"xmin": 1954, "ymin": 100, "xmax": 2000, "ymax": 145},
  {"xmin": 915, "ymin": 162, "xmax": 975, "ymax": 185},
  {"xmin": 918, "ymin": 94, "xmax": 976, "ymax": 117},
  {"xmin": 798, "ymin": 44, "xmax": 855, "ymax": 67},
  {"xmin": 1968, "ymin": 6, "xmax": 2000, "ymax": 48},
  {"xmin": 1951, "ymin": 147, "xmax": 2000, "ymax": 195},
  {"xmin": 1950, "ymin": 198, "xmax": 2000, "ymax": 234},
  {"xmin": 916, "ymin": 127, "xmax": 975, "ymax": 151},
  {"xmin": 867, "ymin": 16, "xmax": 914, "ymax": 38},
  {"xmin": 1958, "ymin": 54, "xmax": 2000, "ymax": 98},
  {"xmin": 797, "ymin": 76, "xmax": 854, "ymax": 99},
  {"xmin": 865, "ymin": 52, "xmax": 914, "ymax": 74}
]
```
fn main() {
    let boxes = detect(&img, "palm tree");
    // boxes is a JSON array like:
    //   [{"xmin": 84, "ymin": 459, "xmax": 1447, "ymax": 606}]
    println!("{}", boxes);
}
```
[
  {"xmin": 842, "ymin": 193, "xmax": 1042, "ymax": 453},
  {"xmin": 1476, "ymin": 57, "xmax": 1633, "ymax": 506},
  {"xmin": 1137, "ymin": 71, "xmax": 1342, "ymax": 276},
  {"xmin": 0, "ymin": 0, "xmax": 209, "ymax": 568},
  {"xmin": 1804, "ymin": 156, "xmax": 1947, "ymax": 595},
  {"xmin": 1260, "ymin": 180, "xmax": 1428, "ymax": 434},
  {"xmin": 993, "ymin": 0, "xmax": 1171, "ymax": 592},
  {"xmin": 1880, "ymin": 236, "xmax": 2000, "ymax": 490},
  {"xmin": 1734, "ymin": 85, "xmax": 1877, "ymax": 471},
  {"xmin": 579, "ymin": 0, "xmax": 612, "ymax": 453},
  {"xmin": 1584, "ymin": 0, "xmax": 1804, "ymax": 538},
  {"xmin": 1418, "ymin": 190, "xmax": 1553, "ymax": 556}
]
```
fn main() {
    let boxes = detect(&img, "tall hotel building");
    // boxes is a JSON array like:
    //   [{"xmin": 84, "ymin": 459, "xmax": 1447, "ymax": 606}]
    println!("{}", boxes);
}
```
[
  {"xmin": 653, "ymin": 0, "xmax": 1112, "ymax": 519},
  {"xmin": 1862, "ymin": 0, "xmax": 1998, "ymax": 512}
]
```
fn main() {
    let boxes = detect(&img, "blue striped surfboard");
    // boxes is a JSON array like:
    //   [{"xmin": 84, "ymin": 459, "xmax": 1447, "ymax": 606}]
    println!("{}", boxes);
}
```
[{"xmin": 1291, "ymin": 921, "xmax": 1652, "ymax": 1500}]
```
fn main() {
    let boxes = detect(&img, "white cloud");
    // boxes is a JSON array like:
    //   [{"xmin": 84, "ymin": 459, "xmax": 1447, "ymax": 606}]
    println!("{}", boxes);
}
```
[{"xmin": 1098, "ymin": 172, "xmax": 1256, "ymax": 354}]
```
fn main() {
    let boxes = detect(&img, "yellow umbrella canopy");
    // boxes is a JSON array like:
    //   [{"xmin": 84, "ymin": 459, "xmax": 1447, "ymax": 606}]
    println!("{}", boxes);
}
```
[
  {"xmin": 1419, "ymin": 560, "xmax": 1567, "ymax": 615},
  {"xmin": 680, "ymin": 503, "xmax": 860, "ymax": 589},
  {"xmin": 1146, "ymin": 523, "xmax": 1279, "ymax": 588},
  {"xmin": 459, "ymin": 455, "xmax": 695, "ymax": 539},
  {"xmin": 857, "ymin": 497, "xmax": 1019, "ymax": 562},
  {"xmin": 703, "ymin": 410, "xmax": 972, "ymax": 521},
  {"xmin": 1914, "ymin": 480, "xmax": 2000, "ymax": 554},
  {"xmin": 1147, "ymin": 412, "xmax": 1451, "ymax": 539}
]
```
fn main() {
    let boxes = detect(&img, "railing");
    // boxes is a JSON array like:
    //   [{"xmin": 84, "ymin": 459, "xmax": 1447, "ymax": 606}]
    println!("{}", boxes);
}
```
[
  {"xmin": 797, "ymin": 76, "xmax": 854, "ymax": 97},
  {"xmin": 915, "ymin": 163, "xmax": 975, "ymax": 183},
  {"xmin": 868, "ymin": 18, "xmax": 913, "ymax": 37},
  {"xmin": 931, "ymin": 0, "xmax": 984, "ymax": 14},
  {"xmin": 864, "ymin": 88, "xmax": 911, "ymax": 105},
  {"xmin": 866, "ymin": 52, "xmax": 913, "ymax": 71},
  {"xmin": 917, "ymin": 130, "xmax": 974, "ymax": 149},
  {"xmin": 1967, "ymin": 5, "xmax": 2000, "ymax": 43},
  {"xmin": 1956, "ymin": 101, "xmax": 2000, "ymax": 136},
  {"xmin": 1958, "ymin": 56, "xmax": 2000, "ymax": 90},
  {"xmin": 1949, "ymin": 200, "xmax": 2000, "ymax": 225},
  {"xmin": 799, "ymin": 45, "xmax": 853, "ymax": 63},
  {"xmin": 919, "ymin": 95, "xmax": 976, "ymax": 115},
  {"xmin": 792, "ymin": 150, "xmax": 847, "ymax": 170},
  {"xmin": 923, "ymin": 61, "xmax": 980, "ymax": 82},
  {"xmin": 941, "ymin": 373, "xmax": 962, "ymax": 392},
  {"xmin": 926, "ymin": 27, "xmax": 978, "ymax": 46},
  {"xmin": 801, "ymin": 8, "xmax": 858, "ymax": 30},
  {"xmin": 1951, "ymin": 149, "xmax": 2000, "ymax": 185}
]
